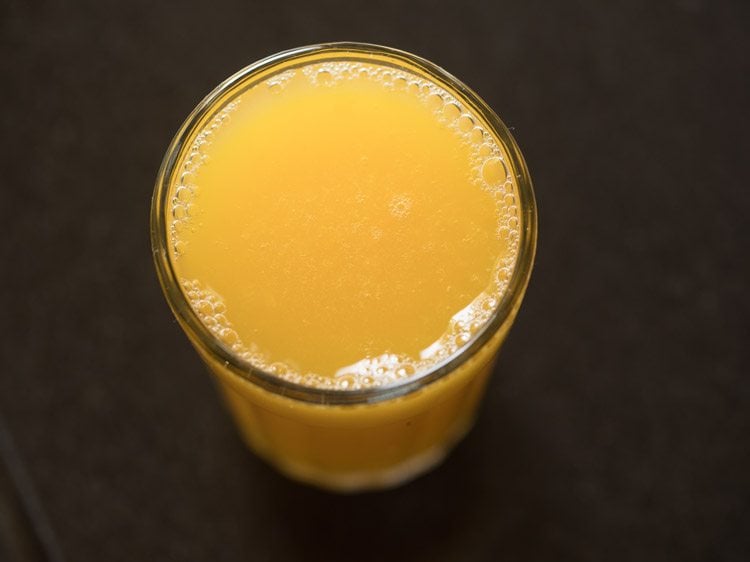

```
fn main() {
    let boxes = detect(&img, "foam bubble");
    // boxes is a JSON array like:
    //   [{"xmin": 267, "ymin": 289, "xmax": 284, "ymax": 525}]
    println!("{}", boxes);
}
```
[
  {"xmin": 457, "ymin": 115, "xmax": 475, "ymax": 133},
  {"xmin": 172, "ymin": 204, "xmax": 187, "ymax": 220},
  {"xmin": 427, "ymin": 93, "xmax": 444, "ymax": 111},
  {"xmin": 478, "ymin": 144, "xmax": 492, "ymax": 157},
  {"xmin": 442, "ymin": 102, "xmax": 461, "ymax": 121},
  {"xmin": 482, "ymin": 158, "xmax": 508, "ymax": 186}
]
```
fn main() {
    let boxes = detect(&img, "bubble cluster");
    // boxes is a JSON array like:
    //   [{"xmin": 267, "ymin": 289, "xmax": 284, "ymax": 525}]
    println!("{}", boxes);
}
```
[
  {"xmin": 417, "ymin": 291, "xmax": 504, "ymax": 365},
  {"xmin": 331, "ymin": 354, "xmax": 420, "ymax": 389},
  {"xmin": 388, "ymin": 194, "xmax": 413, "ymax": 219},
  {"xmin": 295, "ymin": 60, "xmax": 521, "ymax": 273},
  {"xmin": 173, "ymin": 59, "xmax": 523, "ymax": 390},
  {"xmin": 169, "ymin": 101, "xmax": 240, "ymax": 258},
  {"xmin": 181, "ymin": 279, "xmax": 240, "ymax": 349},
  {"xmin": 265, "ymin": 69, "xmax": 296, "ymax": 93}
]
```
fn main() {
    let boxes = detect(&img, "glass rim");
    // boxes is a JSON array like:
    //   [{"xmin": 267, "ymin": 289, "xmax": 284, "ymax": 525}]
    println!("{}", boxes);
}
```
[{"xmin": 150, "ymin": 42, "xmax": 538, "ymax": 406}]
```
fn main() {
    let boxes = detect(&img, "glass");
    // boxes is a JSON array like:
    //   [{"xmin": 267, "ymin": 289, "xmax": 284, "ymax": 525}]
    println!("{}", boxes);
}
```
[{"xmin": 151, "ymin": 43, "xmax": 537, "ymax": 492}]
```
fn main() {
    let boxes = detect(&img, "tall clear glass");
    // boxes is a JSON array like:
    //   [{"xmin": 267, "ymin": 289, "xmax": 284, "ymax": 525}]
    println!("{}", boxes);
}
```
[{"xmin": 151, "ymin": 43, "xmax": 537, "ymax": 492}]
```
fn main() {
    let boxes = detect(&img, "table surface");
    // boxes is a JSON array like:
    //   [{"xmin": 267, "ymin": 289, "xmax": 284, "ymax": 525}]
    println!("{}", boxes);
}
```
[{"xmin": 2, "ymin": 1, "xmax": 749, "ymax": 560}]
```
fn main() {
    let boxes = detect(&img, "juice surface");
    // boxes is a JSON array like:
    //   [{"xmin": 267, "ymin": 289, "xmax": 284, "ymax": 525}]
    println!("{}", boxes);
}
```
[{"xmin": 169, "ymin": 60, "xmax": 520, "ymax": 390}]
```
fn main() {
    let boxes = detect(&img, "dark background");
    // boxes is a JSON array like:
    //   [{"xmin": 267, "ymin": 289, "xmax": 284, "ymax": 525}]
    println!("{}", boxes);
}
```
[{"xmin": 1, "ymin": 0, "xmax": 749, "ymax": 560}]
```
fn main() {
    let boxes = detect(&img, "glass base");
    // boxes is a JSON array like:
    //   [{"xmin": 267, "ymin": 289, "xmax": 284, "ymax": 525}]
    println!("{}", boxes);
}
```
[{"xmin": 264, "ymin": 417, "xmax": 475, "ymax": 493}]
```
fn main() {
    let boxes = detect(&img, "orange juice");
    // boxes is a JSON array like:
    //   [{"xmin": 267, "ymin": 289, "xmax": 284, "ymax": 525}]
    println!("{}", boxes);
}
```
[{"xmin": 152, "ymin": 44, "xmax": 536, "ymax": 491}]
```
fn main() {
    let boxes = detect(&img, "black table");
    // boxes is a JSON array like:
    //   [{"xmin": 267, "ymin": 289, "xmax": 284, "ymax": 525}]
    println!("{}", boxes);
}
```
[{"xmin": 2, "ymin": 1, "xmax": 748, "ymax": 560}]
